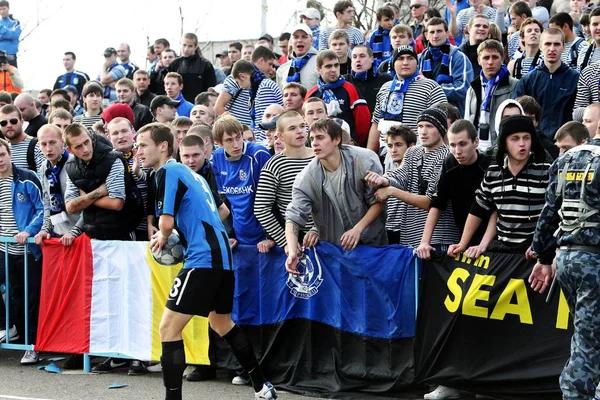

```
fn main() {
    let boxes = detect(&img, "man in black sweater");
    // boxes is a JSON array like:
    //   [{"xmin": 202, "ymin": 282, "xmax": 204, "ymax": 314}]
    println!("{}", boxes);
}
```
[
  {"xmin": 416, "ymin": 119, "xmax": 493, "ymax": 263},
  {"xmin": 345, "ymin": 44, "xmax": 392, "ymax": 114},
  {"xmin": 168, "ymin": 33, "xmax": 216, "ymax": 103},
  {"xmin": 458, "ymin": 14, "xmax": 490, "ymax": 77}
]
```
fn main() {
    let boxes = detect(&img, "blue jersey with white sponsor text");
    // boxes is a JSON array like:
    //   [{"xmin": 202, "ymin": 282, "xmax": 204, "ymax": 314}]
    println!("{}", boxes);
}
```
[
  {"xmin": 211, "ymin": 142, "xmax": 271, "ymax": 245},
  {"xmin": 155, "ymin": 159, "xmax": 232, "ymax": 270}
]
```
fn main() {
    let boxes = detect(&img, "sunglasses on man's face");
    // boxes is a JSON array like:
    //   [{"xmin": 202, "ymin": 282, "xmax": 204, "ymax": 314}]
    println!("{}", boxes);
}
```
[
  {"xmin": 410, "ymin": 4, "xmax": 423, "ymax": 8},
  {"xmin": 0, "ymin": 118, "xmax": 19, "ymax": 127}
]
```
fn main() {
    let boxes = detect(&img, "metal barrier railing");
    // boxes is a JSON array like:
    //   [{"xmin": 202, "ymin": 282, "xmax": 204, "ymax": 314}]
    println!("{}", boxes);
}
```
[{"xmin": 0, "ymin": 236, "xmax": 35, "ymax": 352}]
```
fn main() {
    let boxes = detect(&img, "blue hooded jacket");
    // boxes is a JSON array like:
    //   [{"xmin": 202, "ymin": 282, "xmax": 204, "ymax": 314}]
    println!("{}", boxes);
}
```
[
  {"xmin": 9, "ymin": 164, "xmax": 44, "ymax": 259},
  {"xmin": 417, "ymin": 45, "xmax": 473, "ymax": 116}
]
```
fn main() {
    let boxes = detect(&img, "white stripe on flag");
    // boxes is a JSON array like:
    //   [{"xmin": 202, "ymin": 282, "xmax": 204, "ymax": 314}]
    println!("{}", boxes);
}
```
[{"xmin": 89, "ymin": 240, "xmax": 153, "ymax": 361}]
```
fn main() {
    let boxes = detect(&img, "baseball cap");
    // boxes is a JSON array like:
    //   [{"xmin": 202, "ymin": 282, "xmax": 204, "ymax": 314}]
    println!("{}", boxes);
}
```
[
  {"xmin": 103, "ymin": 47, "xmax": 117, "ymax": 57},
  {"xmin": 64, "ymin": 85, "xmax": 78, "ymax": 96},
  {"xmin": 258, "ymin": 33, "xmax": 274, "ymax": 43},
  {"xmin": 291, "ymin": 24, "xmax": 313, "ymax": 37},
  {"xmin": 150, "ymin": 95, "xmax": 180, "ymax": 113},
  {"xmin": 258, "ymin": 114, "xmax": 280, "ymax": 130},
  {"xmin": 300, "ymin": 8, "xmax": 321, "ymax": 20},
  {"xmin": 101, "ymin": 103, "xmax": 134, "ymax": 125},
  {"xmin": 215, "ymin": 50, "xmax": 229, "ymax": 58}
]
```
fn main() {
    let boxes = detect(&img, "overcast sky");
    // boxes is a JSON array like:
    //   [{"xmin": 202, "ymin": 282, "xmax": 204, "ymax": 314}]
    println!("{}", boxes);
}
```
[{"xmin": 12, "ymin": 0, "xmax": 339, "ymax": 91}]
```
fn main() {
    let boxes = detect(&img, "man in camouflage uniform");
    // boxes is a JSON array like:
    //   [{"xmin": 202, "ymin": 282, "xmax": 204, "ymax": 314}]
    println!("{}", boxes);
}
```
[{"xmin": 529, "ymin": 128, "xmax": 600, "ymax": 399}]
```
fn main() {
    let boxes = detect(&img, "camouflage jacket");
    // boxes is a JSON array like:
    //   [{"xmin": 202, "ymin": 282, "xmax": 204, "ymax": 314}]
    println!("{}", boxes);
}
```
[{"xmin": 532, "ymin": 138, "xmax": 600, "ymax": 264}]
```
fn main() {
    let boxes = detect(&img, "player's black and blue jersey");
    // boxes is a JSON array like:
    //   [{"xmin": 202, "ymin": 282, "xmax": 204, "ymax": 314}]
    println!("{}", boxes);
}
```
[
  {"xmin": 155, "ymin": 159, "xmax": 232, "ymax": 270},
  {"xmin": 211, "ymin": 141, "xmax": 271, "ymax": 245}
]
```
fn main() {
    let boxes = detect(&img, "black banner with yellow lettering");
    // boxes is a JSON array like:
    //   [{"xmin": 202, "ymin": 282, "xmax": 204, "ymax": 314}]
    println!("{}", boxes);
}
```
[{"xmin": 415, "ymin": 252, "xmax": 573, "ymax": 400}]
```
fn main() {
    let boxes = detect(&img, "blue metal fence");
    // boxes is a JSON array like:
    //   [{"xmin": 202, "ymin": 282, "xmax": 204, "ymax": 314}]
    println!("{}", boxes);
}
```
[{"xmin": 0, "ymin": 236, "xmax": 35, "ymax": 352}]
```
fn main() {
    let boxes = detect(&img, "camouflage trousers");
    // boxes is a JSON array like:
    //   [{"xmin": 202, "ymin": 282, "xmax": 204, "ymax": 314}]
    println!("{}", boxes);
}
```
[{"xmin": 556, "ymin": 250, "xmax": 600, "ymax": 399}]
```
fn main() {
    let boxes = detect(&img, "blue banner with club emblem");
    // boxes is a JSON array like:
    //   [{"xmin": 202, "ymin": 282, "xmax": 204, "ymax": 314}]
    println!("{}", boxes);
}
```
[{"xmin": 231, "ymin": 242, "xmax": 418, "ymax": 340}]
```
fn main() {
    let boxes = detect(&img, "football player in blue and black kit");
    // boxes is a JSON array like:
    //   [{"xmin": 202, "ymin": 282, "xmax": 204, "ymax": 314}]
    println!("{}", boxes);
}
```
[{"xmin": 138, "ymin": 123, "xmax": 277, "ymax": 400}]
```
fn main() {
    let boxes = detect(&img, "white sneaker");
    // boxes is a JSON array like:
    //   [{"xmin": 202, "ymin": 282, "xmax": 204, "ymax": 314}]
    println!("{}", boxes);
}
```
[
  {"xmin": 255, "ymin": 382, "xmax": 277, "ymax": 399},
  {"xmin": 147, "ymin": 362, "xmax": 162, "ymax": 373},
  {"xmin": 424, "ymin": 386, "xmax": 460, "ymax": 399},
  {"xmin": 0, "ymin": 325, "xmax": 19, "ymax": 342},
  {"xmin": 21, "ymin": 350, "xmax": 39, "ymax": 365},
  {"xmin": 231, "ymin": 374, "xmax": 250, "ymax": 385}
]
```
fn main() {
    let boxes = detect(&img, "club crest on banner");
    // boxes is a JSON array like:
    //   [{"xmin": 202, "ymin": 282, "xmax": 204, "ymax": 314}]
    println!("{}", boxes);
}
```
[{"xmin": 287, "ymin": 250, "xmax": 323, "ymax": 299}]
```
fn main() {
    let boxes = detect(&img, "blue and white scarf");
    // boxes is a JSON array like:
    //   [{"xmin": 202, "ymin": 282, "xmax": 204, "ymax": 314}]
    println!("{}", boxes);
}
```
[
  {"xmin": 480, "ymin": 65, "xmax": 509, "ymax": 112},
  {"xmin": 382, "ymin": 71, "xmax": 419, "ymax": 121},
  {"xmin": 317, "ymin": 75, "xmax": 345, "ymax": 116}
]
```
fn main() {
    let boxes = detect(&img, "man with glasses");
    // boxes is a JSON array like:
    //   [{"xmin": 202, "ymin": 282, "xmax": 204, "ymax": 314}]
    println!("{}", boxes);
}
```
[
  {"xmin": 409, "ymin": 0, "xmax": 429, "ymax": 38},
  {"xmin": 0, "ymin": 104, "xmax": 44, "ymax": 171}
]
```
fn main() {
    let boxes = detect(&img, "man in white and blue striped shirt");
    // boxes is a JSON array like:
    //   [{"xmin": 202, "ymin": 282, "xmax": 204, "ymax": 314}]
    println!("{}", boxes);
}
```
[{"xmin": 318, "ymin": 0, "xmax": 364, "ymax": 51}]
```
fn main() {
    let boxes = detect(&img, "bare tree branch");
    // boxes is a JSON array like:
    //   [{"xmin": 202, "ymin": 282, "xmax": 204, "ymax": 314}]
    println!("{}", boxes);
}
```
[{"xmin": 19, "ymin": 4, "xmax": 63, "ymax": 43}]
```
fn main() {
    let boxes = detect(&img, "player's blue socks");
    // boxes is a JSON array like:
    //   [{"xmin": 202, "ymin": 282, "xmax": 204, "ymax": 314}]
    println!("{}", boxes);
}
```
[
  {"xmin": 161, "ymin": 340, "xmax": 185, "ymax": 400},
  {"xmin": 222, "ymin": 324, "xmax": 266, "ymax": 392}
]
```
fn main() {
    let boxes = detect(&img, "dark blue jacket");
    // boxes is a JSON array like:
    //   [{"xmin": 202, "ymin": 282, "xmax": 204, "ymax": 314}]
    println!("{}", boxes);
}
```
[{"xmin": 512, "ymin": 62, "xmax": 579, "ymax": 139}]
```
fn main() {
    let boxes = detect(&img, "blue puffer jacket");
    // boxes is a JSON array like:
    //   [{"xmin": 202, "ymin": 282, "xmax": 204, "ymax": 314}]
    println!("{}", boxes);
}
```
[
  {"xmin": 10, "ymin": 164, "xmax": 44, "ymax": 259},
  {"xmin": 512, "ymin": 62, "xmax": 579, "ymax": 139},
  {"xmin": 0, "ymin": 15, "xmax": 21, "ymax": 56}
]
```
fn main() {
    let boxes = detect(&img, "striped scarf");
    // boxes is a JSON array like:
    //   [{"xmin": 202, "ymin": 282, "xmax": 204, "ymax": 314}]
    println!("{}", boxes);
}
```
[
  {"xmin": 286, "ymin": 53, "xmax": 314, "ymax": 83},
  {"xmin": 45, "ymin": 149, "xmax": 70, "ymax": 216},
  {"xmin": 422, "ymin": 44, "xmax": 453, "ymax": 85},
  {"xmin": 371, "ymin": 26, "xmax": 392, "ymax": 60}
]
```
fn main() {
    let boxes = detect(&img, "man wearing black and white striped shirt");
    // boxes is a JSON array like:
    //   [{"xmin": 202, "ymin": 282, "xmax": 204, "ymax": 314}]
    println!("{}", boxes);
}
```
[
  {"xmin": 254, "ymin": 111, "xmax": 316, "ymax": 251},
  {"xmin": 448, "ymin": 115, "xmax": 551, "ymax": 257},
  {"xmin": 367, "ymin": 45, "xmax": 447, "ymax": 152},
  {"xmin": 577, "ymin": 8, "xmax": 600, "ymax": 71},
  {"xmin": 0, "ymin": 104, "xmax": 44, "ymax": 172},
  {"xmin": 365, "ymin": 107, "xmax": 460, "ymax": 248},
  {"xmin": 63, "ymin": 124, "xmax": 130, "ymax": 241}
]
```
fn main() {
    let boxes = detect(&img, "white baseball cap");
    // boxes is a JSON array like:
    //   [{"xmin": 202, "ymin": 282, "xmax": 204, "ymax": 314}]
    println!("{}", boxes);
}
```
[
  {"xmin": 292, "ymin": 23, "xmax": 313, "ymax": 37},
  {"xmin": 300, "ymin": 8, "xmax": 321, "ymax": 20}
]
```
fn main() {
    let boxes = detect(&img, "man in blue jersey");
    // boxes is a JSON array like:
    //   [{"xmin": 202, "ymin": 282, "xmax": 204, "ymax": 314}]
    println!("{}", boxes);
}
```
[
  {"xmin": 211, "ymin": 113, "xmax": 274, "ymax": 251},
  {"xmin": 139, "ymin": 123, "xmax": 277, "ymax": 400},
  {"xmin": 53, "ymin": 52, "xmax": 90, "ymax": 102}
]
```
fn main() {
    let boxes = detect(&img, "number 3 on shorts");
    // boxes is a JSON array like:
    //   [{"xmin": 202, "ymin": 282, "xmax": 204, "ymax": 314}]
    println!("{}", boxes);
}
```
[{"xmin": 170, "ymin": 277, "xmax": 182, "ymax": 298}]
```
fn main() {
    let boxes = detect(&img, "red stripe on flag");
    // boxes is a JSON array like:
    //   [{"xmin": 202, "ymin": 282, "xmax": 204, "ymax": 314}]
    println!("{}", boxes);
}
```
[{"xmin": 35, "ymin": 234, "xmax": 93, "ymax": 354}]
